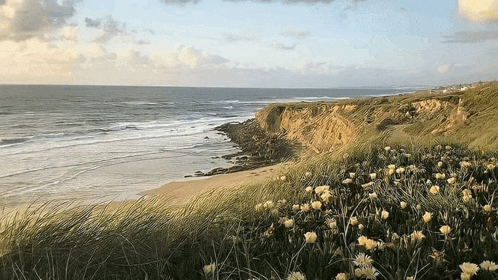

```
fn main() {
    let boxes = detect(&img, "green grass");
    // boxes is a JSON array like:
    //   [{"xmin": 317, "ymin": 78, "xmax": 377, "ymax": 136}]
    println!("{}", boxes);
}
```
[{"xmin": 2, "ymin": 142, "xmax": 498, "ymax": 279}]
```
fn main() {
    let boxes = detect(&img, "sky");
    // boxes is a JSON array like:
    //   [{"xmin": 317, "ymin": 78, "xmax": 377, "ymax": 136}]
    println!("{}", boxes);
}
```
[{"xmin": 0, "ymin": 0, "xmax": 497, "ymax": 88}]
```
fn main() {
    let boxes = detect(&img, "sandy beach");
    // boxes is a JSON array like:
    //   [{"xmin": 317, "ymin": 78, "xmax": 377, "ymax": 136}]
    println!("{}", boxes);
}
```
[{"xmin": 143, "ymin": 164, "xmax": 282, "ymax": 204}]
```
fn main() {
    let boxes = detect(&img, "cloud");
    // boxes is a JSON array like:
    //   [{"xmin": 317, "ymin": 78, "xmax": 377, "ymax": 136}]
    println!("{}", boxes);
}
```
[
  {"xmin": 280, "ymin": 25, "xmax": 310, "ymax": 40},
  {"xmin": 442, "ymin": 30, "xmax": 498, "ymax": 43},
  {"xmin": 85, "ymin": 17, "xmax": 101, "ymax": 28},
  {"xmin": 86, "ymin": 16, "xmax": 130, "ymax": 44},
  {"xmin": 459, "ymin": 0, "xmax": 498, "ymax": 23},
  {"xmin": 221, "ymin": 30, "xmax": 258, "ymax": 43},
  {"xmin": 158, "ymin": 0, "xmax": 201, "ymax": 5},
  {"xmin": 0, "ymin": 0, "xmax": 81, "ymax": 41},
  {"xmin": 160, "ymin": 0, "xmax": 365, "ymax": 5},
  {"xmin": 271, "ymin": 42, "xmax": 296, "ymax": 50},
  {"xmin": 135, "ymin": 40, "xmax": 150, "ymax": 45}
]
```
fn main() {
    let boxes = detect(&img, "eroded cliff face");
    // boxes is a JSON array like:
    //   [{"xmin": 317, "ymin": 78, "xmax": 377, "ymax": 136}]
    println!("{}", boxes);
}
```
[{"xmin": 255, "ymin": 82, "xmax": 498, "ymax": 153}]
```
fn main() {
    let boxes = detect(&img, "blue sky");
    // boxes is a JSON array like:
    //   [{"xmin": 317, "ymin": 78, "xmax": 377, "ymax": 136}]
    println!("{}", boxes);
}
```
[{"xmin": 0, "ymin": 0, "xmax": 497, "ymax": 87}]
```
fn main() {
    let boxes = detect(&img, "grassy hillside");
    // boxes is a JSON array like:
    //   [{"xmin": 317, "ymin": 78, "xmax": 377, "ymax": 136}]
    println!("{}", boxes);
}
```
[{"xmin": 2, "ymin": 82, "xmax": 498, "ymax": 279}]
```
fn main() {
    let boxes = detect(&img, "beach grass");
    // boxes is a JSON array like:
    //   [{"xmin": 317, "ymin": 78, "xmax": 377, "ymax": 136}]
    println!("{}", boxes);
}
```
[{"xmin": 2, "ymin": 140, "xmax": 498, "ymax": 279}]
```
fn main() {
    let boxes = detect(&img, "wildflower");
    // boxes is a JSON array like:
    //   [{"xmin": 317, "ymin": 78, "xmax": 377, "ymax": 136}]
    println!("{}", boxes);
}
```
[
  {"xmin": 385, "ymin": 146, "xmax": 391, "ymax": 151},
  {"xmin": 280, "ymin": 176, "xmax": 287, "ymax": 181},
  {"xmin": 335, "ymin": 273, "xmax": 349, "ymax": 280},
  {"xmin": 487, "ymin": 164, "xmax": 496, "ymax": 170},
  {"xmin": 361, "ymin": 182, "xmax": 374, "ymax": 189},
  {"xmin": 400, "ymin": 201, "xmax": 407, "ymax": 209},
  {"xmin": 314, "ymin": 185, "xmax": 329, "ymax": 194},
  {"xmin": 358, "ymin": 236, "xmax": 368, "ymax": 246},
  {"xmin": 410, "ymin": 230, "xmax": 426, "ymax": 243},
  {"xmin": 255, "ymin": 203, "xmax": 263, "ymax": 211},
  {"xmin": 445, "ymin": 145, "xmax": 452, "ymax": 150},
  {"xmin": 350, "ymin": 172, "xmax": 356, "ymax": 179},
  {"xmin": 354, "ymin": 253, "xmax": 373, "ymax": 267},
  {"xmin": 396, "ymin": 167, "xmax": 406, "ymax": 174},
  {"xmin": 381, "ymin": 210, "xmax": 389, "ymax": 220},
  {"xmin": 480, "ymin": 260, "xmax": 498, "ymax": 271},
  {"xmin": 422, "ymin": 212, "xmax": 432, "ymax": 223},
  {"xmin": 460, "ymin": 273, "xmax": 471, "ymax": 280},
  {"xmin": 311, "ymin": 201, "xmax": 322, "ymax": 210},
  {"xmin": 343, "ymin": 178, "xmax": 353, "ymax": 184},
  {"xmin": 203, "ymin": 263, "xmax": 216, "ymax": 274},
  {"xmin": 438, "ymin": 161, "xmax": 444, "ymax": 167},
  {"xmin": 300, "ymin": 203, "xmax": 310, "ymax": 212},
  {"xmin": 263, "ymin": 200, "xmax": 274, "ymax": 209},
  {"xmin": 327, "ymin": 219, "xmax": 338, "ymax": 233},
  {"xmin": 369, "ymin": 192, "xmax": 378, "ymax": 200},
  {"xmin": 284, "ymin": 219, "xmax": 294, "ymax": 228},
  {"xmin": 270, "ymin": 209, "xmax": 279, "ymax": 216},
  {"xmin": 440, "ymin": 225, "xmax": 451, "ymax": 236},
  {"xmin": 460, "ymin": 161, "xmax": 471, "ymax": 168},
  {"xmin": 287, "ymin": 271, "xmax": 306, "ymax": 280},
  {"xmin": 364, "ymin": 239, "xmax": 377, "ymax": 250},
  {"xmin": 305, "ymin": 171, "xmax": 312, "ymax": 177},
  {"xmin": 350, "ymin": 216, "xmax": 358, "ymax": 226},
  {"xmin": 277, "ymin": 199, "xmax": 287, "ymax": 205},
  {"xmin": 391, "ymin": 232, "xmax": 400, "ymax": 241},
  {"xmin": 460, "ymin": 262, "xmax": 479, "ymax": 276},
  {"xmin": 435, "ymin": 173, "xmax": 445, "ymax": 179},
  {"xmin": 483, "ymin": 204, "xmax": 492, "ymax": 213},
  {"xmin": 305, "ymin": 186, "xmax": 313, "ymax": 194},
  {"xmin": 462, "ymin": 189, "xmax": 472, "ymax": 202},
  {"xmin": 406, "ymin": 277, "xmax": 415, "ymax": 280},
  {"xmin": 358, "ymin": 224, "xmax": 364, "ymax": 230},
  {"xmin": 304, "ymin": 232, "xmax": 317, "ymax": 244},
  {"xmin": 355, "ymin": 267, "xmax": 379, "ymax": 279},
  {"xmin": 429, "ymin": 185, "xmax": 440, "ymax": 195},
  {"xmin": 416, "ymin": 204, "xmax": 422, "ymax": 210},
  {"xmin": 292, "ymin": 204, "xmax": 300, "ymax": 212},
  {"xmin": 447, "ymin": 177, "xmax": 457, "ymax": 184},
  {"xmin": 370, "ymin": 173, "xmax": 377, "ymax": 180},
  {"xmin": 388, "ymin": 164, "xmax": 396, "ymax": 170},
  {"xmin": 321, "ymin": 191, "xmax": 333, "ymax": 202}
]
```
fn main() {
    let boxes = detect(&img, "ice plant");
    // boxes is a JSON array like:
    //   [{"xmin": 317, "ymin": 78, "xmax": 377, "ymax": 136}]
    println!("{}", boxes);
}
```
[
  {"xmin": 342, "ymin": 178, "xmax": 353, "ymax": 184},
  {"xmin": 304, "ymin": 232, "xmax": 317, "ymax": 244},
  {"xmin": 483, "ymin": 204, "xmax": 492, "ymax": 213},
  {"xmin": 305, "ymin": 186, "xmax": 313, "ymax": 194},
  {"xmin": 460, "ymin": 262, "xmax": 479, "ymax": 277},
  {"xmin": 440, "ymin": 225, "xmax": 451, "ymax": 236},
  {"xmin": 447, "ymin": 177, "xmax": 457, "ymax": 184},
  {"xmin": 311, "ymin": 201, "xmax": 322, "ymax": 210},
  {"xmin": 480, "ymin": 260, "xmax": 498, "ymax": 271},
  {"xmin": 335, "ymin": 273, "xmax": 349, "ymax": 280},
  {"xmin": 429, "ymin": 185, "xmax": 440, "ymax": 195},
  {"xmin": 287, "ymin": 271, "xmax": 306, "ymax": 280},
  {"xmin": 381, "ymin": 210, "xmax": 389, "ymax": 220},
  {"xmin": 292, "ymin": 204, "xmax": 300, "ymax": 212},
  {"xmin": 422, "ymin": 212, "xmax": 432, "ymax": 223},
  {"xmin": 203, "ymin": 263, "xmax": 216, "ymax": 275},
  {"xmin": 350, "ymin": 216, "xmax": 358, "ymax": 226},
  {"xmin": 400, "ymin": 201, "xmax": 407, "ymax": 209},
  {"xmin": 410, "ymin": 230, "xmax": 426, "ymax": 243},
  {"xmin": 284, "ymin": 219, "xmax": 294, "ymax": 228},
  {"xmin": 370, "ymin": 173, "xmax": 377, "ymax": 180},
  {"xmin": 321, "ymin": 191, "xmax": 332, "ymax": 202},
  {"xmin": 300, "ymin": 203, "xmax": 310, "ymax": 212},
  {"xmin": 369, "ymin": 192, "xmax": 378, "ymax": 200},
  {"xmin": 353, "ymin": 253, "xmax": 373, "ymax": 267}
]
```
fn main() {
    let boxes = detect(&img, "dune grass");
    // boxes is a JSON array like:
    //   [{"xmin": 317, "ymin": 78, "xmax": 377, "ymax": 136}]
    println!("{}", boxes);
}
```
[{"xmin": 2, "ymin": 140, "xmax": 498, "ymax": 279}]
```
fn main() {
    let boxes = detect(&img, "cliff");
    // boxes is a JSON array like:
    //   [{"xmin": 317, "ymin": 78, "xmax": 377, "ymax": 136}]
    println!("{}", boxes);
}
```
[{"xmin": 255, "ymin": 81, "xmax": 498, "ymax": 153}]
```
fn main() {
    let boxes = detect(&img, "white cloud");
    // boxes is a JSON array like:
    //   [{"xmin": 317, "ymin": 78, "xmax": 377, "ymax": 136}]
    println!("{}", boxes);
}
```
[
  {"xmin": 459, "ymin": 0, "xmax": 498, "ymax": 23},
  {"xmin": 280, "ymin": 25, "xmax": 311, "ymax": 40},
  {"xmin": 0, "ymin": 0, "xmax": 81, "ymax": 41}
]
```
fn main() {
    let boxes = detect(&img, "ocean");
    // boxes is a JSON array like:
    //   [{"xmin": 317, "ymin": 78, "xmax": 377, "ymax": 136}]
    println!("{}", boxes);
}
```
[{"xmin": 0, "ymin": 85, "xmax": 415, "ymax": 207}]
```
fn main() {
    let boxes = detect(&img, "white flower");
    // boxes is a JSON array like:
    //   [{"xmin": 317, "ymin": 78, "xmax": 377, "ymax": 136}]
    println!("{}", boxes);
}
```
[
  {"xmin": 311, "ymin": 201, "xmax": 322, "ymax": 210},
  {"xmin": 460, "ymin": 273, "xmax": 471, "ymax": 280},
  {"xmin": 384, "ymin": 146, "xmax": 391, "ymax": 151},
  {"xmin": 287, "ymin": 271, "xmax": 306, "ymax": 280},
  {"xmin": 396, "ymin": 167, "xmax": 406, "ymax": 174},
  {"xmin": 462, "ymin": 189, "xmax": 472, "ymax": 202},
  {"xmin": 422, "ymin": 212, "xmax": 432, "ymax": 223},
  {"xmin": 416, "ymin": 204, "xmax": 422, "ymax": 210},
  {"xmin": 255, "ymin": 203, "xmax": 263, "ymax": 211},
  {"xmin": 483, "ymin": 204, "xmax": 492, "ymax": 213},
  {"xmin": 353, "ymin": 253, "xmax": 373, "ymax": 267},
  {"xmin": 429, "ymin": 185, "xmax": 440, "ymax": 195},
  {"xmin": 358, "ymin": 224, "xmax": 364, "ymax": 230},
  {"xmin": 349, "ymin": 172, "xmax": 356, "ymax": 179},
  {"xmin": 381, "ymin": 210, "xmax": 389, "ymax": 220},
  {"xmin": 300, "ymin": 203, "xmax": 310, "ymax": 212},
  {"xmin": 342, "ymin": 178, "xmax": 353, "ymax": 184},
  {"xmin": 388, "ymin": 168, "xmax": 395, "ymax": 175},
  {"xmin": 370, "ymin": 173, "xmax": 377, "ymax": 180},
  {"xmin": 355, "ymin": 267, "xmax": 379, "ymax": 279},
  {"xmin": 400, "ymin": 201, "xmax": 407, "ymax": 209},
  {"xmin": 440, "ymin": 225, "xmax": 451, "ymax": 236},
  {"xmin": 361, "ymin": 182, "xmax": 374, "ymax": 189},
  {"xmin": 280, "ymin": 176, "xmax": 286, "ymax": 181},
  {"xmin": 438, "ymin": 161, "xmax": 443, "ymax": 167},
  {"xmin": 410, "ymin": 230, "xmax": 425, "ymax": 243},
  {"xmin": 284, "ymin": 219, "xmax": 294, "ymax": 228},
  {"xmin": 203, "ymin": 263, "xmax": 216, "ymax": 274},
  {"xmin": 480, "ymin": 260, "xmax": 498, "ymax": 271},
  {"xmin": 335, "ymin": 273, "xmax": 349, "ymax": 280},
  {"xmin": 350, "ymin": 216, "xmax": 358, "ymax": 226},
  {"xmin": 435, "ymin": 172, "xmax": 445, "ymax": 179},
  {"xmin": 304, "ymin": 232, "xmax": 317, "ymax": 244},
  {"xmin": 305, "ymin": 186, "xmax": 313, "ymax": 194},
  {"xmin": 321, "ymin": 191, "xmax": 333, "ymax": 202},
  {"xmin": 460, "ymin": 262, "xmax": 479, "ymax": 276},
  {"xmin": 292, "ymin": 204, "xmax": 300, "ymax": 212},
  {"xmin": 314, "ymin": 185, "xmax": 329, "ymax": 194},
  {"xmin": 305, "ymin": 171, "xmax": 312, "ymax": 177},
  {"xmin": 388, "ymin": 164, "xmax": 396, "ymax": 170},
  {"xmin": 447, "ymin": 177, "xmax": 457, "ymax": 184},
  {"xmin": 406, "ymin": 277, "xmax": 415, "ymax": 280},
  {"xmin": 263, "ymin": 200, "xmax": 274, "ymax": 209},
  {"xmin": 369, "ymin": 192, "xmax": 378, "ymax": 200}
]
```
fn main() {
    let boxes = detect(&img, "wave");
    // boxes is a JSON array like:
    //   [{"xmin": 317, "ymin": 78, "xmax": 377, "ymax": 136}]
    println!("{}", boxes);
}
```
[{"xmin": 0, "ymin": 137, "xmax": 32, "ymax": 146}]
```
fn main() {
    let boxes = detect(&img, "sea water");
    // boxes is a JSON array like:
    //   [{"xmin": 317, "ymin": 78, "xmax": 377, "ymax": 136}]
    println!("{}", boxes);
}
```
[{"xmin": 0, "ymin": 85, "xmax": 415, "ymax": 207}]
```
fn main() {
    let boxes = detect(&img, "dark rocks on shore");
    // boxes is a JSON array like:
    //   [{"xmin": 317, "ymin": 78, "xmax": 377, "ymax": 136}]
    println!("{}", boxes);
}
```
[{"xmin": 186, "ymin": 118, "xmax": 296, "ymax": 177}]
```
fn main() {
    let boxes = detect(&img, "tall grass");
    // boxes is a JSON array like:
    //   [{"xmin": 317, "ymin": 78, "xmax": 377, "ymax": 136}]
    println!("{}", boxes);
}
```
[{"xmin": 2, "ymin": 142, "xmax": 498, "ymax": 279}]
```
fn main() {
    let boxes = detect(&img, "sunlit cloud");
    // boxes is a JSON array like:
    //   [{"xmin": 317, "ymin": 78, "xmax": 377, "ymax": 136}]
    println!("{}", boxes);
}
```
[{"xmin": 459, "ymin": 0, "xmax": 498, "ymax": 23}]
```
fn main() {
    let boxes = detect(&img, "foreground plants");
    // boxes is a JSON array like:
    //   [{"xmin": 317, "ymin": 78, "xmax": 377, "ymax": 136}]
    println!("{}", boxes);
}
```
[{"xmin": 2, "ymin": 144, "xmax": 498, "ymax": 279}]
